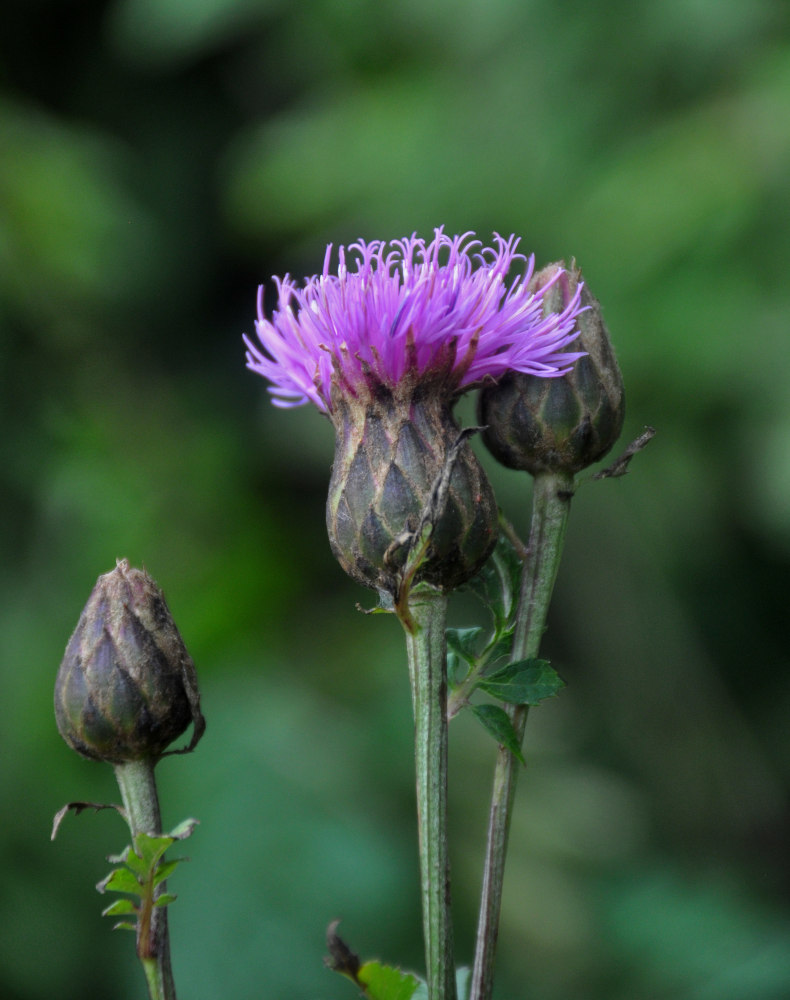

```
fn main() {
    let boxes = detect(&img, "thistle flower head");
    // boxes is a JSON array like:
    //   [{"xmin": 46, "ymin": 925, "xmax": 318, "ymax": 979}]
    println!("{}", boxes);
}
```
[{"xmin": 244, "ymin": 229, "xmax": 585, "ymax": 411}]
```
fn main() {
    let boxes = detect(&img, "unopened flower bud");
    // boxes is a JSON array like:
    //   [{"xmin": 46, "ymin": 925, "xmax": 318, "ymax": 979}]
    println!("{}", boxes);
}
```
[
  {"xmin": 479, "ymin": 262, "xmax": 625, "ymax": 474},
  {"xmin": 54, "ymin": 560, "xmax": 204, "ymax": 764}
]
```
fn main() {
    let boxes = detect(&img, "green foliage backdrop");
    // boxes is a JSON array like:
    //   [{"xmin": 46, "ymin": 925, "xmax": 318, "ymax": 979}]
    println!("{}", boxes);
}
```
[{"xmin": 2, "ymin": 1, "xmax": 789, "ymax": 997}]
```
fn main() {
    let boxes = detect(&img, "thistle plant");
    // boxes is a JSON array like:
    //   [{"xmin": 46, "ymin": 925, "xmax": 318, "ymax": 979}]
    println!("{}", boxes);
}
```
[
  {"xmin": 49, "ymin": 236, "xmax": 645, "ymax": 1000},
  {"xmin": 472, "ymin": 261, "xmax": 629, "ymax": 999},
  {"xmin": 53, "ymin": 560, "xmax": 205, "ymax": 1000},
  {"xmin": 245, "ymin": 230, "xmax": 589, "ymax": 1000}
]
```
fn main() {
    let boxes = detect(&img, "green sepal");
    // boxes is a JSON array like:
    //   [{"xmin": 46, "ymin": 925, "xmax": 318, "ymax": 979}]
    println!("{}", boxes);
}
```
[
  {"xmin": 470, "ymin": 704, "xmax": 526, "ymax": 765},
  {"xmin": 357, "ymin": 960, "xmax": 421, "ymax": 1000},
  {"xmin": 101, "ymin": 898, "xmax": 138, "ymax": 917},
  {"xmin": 478, "ymin": 658, "xmax": 565, "ymax": 705}
]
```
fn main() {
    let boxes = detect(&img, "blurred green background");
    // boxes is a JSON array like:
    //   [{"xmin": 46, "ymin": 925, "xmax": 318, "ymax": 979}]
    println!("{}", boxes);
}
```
[{"xmin": 2, "ymin": 0, "xmax": 790, "ymax": 997}]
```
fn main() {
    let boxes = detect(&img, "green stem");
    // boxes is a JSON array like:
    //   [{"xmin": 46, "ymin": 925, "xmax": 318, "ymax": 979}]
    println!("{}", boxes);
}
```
[
  {"xmin": 113, "ymin": 759, "xmax": 177, "ymax": 1000},
  {"xmin": 402, "ymin": 585, "xmax": 457, "ymax": 1000},
  {"xmin": 470, "ymin": 470, "xmax": 574, "ymax": 1000}
]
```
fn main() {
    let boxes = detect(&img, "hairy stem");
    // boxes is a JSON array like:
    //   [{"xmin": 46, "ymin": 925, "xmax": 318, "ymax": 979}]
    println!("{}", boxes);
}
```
[
  {"xmin": 470, "ymin": 469, "xmax": 574, "ymax": 1000},
  {"xmin": 402, "ymin": 585, "xmax": 457, "ymax": 1000},
  {"xmin": 113, "ymin": 759, "xmax": 177, "ymax": 1000}
]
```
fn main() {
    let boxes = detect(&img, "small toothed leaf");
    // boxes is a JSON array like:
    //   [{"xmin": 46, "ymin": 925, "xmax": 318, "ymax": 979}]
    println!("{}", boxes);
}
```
[
  {"xmin": 479, "ymin": 659, "xmax": 565, "ymax": 705},
  {"xmin": 166, "ymin": 818, "xmax": 199, "ymax": 841},
  {"xmin": 111, "ymin": 921, "xmax": 137, "ymax": 932},
  {"xmin": 106, "ymin": 846, "xmax": 131, "ymax": 866},
  {"xmin": 447, "ymin": 650, "xmax": 467, "ymax": 687},
  {"xmin": 153, "ymin": 893, "xmax": 177, "ymax": 908},
  {"xmin": 134, "ymin": 831, "xmax": 174, "ymax": 870},
  {"xmin": 357, "ymin": 960, "xmax": 421, "ymax": 1000},
  {"xmin": 484, "ymin": 629, "xmax": 515, "ymax": 666},
  {"xmin": 446, "ymin": 627, "xmax": 485, "ymax": 663},
  {"xmin": 97, "ymin": 867, "xmax": 141, "ymax": 895},
  {"xmin": 101, "ymin": 898, "xmax": 138, "ymax": 917},
  {"xmin": 121, "ymin": 846, "xmax": 148, "ymax": 878},
  {"xmin": 462, "ymin": 529, "xmax": 523, "ymax": 628},
  {"xmin": 154, "ymin": 858, "xmax": 184, "ymax": 885},
  {"xmin": 470, "ymin": 704, "xmax": 525, "ymax": 765}
]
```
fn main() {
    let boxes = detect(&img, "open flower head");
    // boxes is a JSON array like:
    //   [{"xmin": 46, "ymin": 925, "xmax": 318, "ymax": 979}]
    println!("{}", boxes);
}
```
[{"xmin": 244, "ymin": 229, "xmax": 585, "ymax": 411}]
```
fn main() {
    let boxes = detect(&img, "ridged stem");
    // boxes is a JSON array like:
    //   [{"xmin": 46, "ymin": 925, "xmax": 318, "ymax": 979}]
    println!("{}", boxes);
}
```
[
  {"xmin": 470, "ymin": 469, "xmax": 574, "ymax": 1000},
  {"xmin": 403, "ymin": 585, "xmax": 457, "ymax": 1000},
  {"xmin": 113, "ymin": 759, "xmax": 177, "ymax": 1000}
]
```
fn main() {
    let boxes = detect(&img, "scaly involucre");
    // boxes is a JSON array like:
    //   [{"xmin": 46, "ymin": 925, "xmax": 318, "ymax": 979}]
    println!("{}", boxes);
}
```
[{"xmin": 244, "ymin": 228, "xmax": 585, "ymax": 412}]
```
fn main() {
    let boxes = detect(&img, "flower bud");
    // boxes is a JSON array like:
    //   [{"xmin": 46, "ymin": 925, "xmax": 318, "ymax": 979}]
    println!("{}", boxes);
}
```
[
  {"xmin": 478, "ymin": 262, "xmax": 625, "ymax": 474},
  {"xmin": 54, "ymin": 560, "xmax": 204, "ymax": 764},
  {"xmin": 326, "ymin": 381, "xmax": 498, "ymax": 595}
]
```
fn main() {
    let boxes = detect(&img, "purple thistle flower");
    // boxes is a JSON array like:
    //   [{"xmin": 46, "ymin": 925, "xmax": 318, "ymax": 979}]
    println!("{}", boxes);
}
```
[{"xmin": 244, "ymin": 228, "xmax": 585, "ymax": 412}]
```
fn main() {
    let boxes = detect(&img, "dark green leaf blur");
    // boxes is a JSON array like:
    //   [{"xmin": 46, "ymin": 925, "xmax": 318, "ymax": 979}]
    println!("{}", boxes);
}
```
[{"xmin": 2, "ymin": 1, "xmax": 789, "ymax": 997}]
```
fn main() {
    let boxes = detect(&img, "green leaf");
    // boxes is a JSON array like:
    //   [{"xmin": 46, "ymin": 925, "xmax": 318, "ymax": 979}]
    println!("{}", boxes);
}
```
[
  {"xmin": 106, "ymin": 846, "xmax": 132, "ymax": 866},
  {"xmin": 133, "ymin": 831, "xmax": 174, "ymax": 870},
  {"xmin": 120, "ymin": 846, "xmax": 147, "ymax": 877},
  {"xmin": 447, "ymin": 650, "xmax": 470, "ymax": 689},
  {"xmin": 153, "ymin": 893, "xmax": 177, "ymax": 908},
  {"xmin": 483, "ymin": 629, "xmax": 515, "ymax": 666},
  {"xmin": 166, "ymin": 817, "xmax": 199, "ymax": 841},
  {"xmin": 470, "ymin": 704, "xmax": 525, "ymax": 765},
  {"xmin": 446, "ymin": 627, "xmax": 485, "ymax": 663},
  {"xmin": 357, "ymin": 960, "xmax": 420, "ymax": 1000},
  {"xmin": 410, "ymin": 969, "xmax": 468, "ymax": 1000},
  {"xmin": 491, "ymin": 529, "xmax": 524, "ymax": 621},
  {"xmin": 462, "ymin": 529, "xmax": 523, "ymax": 628},
  {"xmin": 153, "ymin": 858, "xmax": 184, "ymax": 885},
  {"xmin": 479, "ymin": 659, "xmax": 565, "ymax": 706},
  {"xmin": 97, "ymin": 867, "xmax": 141, "ymax": 895},
  {"xmin": 461, "ymin": 560, "xmax": 504, "ymax": 624},
  {"xmin": 111, "ymin": 921, "xmax": 137, "ymax": 932},
  {"xmin": 101, "ymin": 898, "xmax": 138, "ymax": 917},
  {"xmin": 456, "ymin": 967, "xmax": 472, "ymax": 1000}
]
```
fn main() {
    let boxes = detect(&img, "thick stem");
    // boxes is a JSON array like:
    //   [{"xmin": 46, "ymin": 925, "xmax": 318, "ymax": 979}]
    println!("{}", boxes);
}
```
[
  {"xmin": 470, "ymin": 470, "xmax": 574, "ymax": 1000},
  {"xmin": 113, "ymin": 759, "xmax": 177, "ymax": 1000},
  {"xmin": 403, "ymin": 585, "xmax": 457, "ymax": 1000}
]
